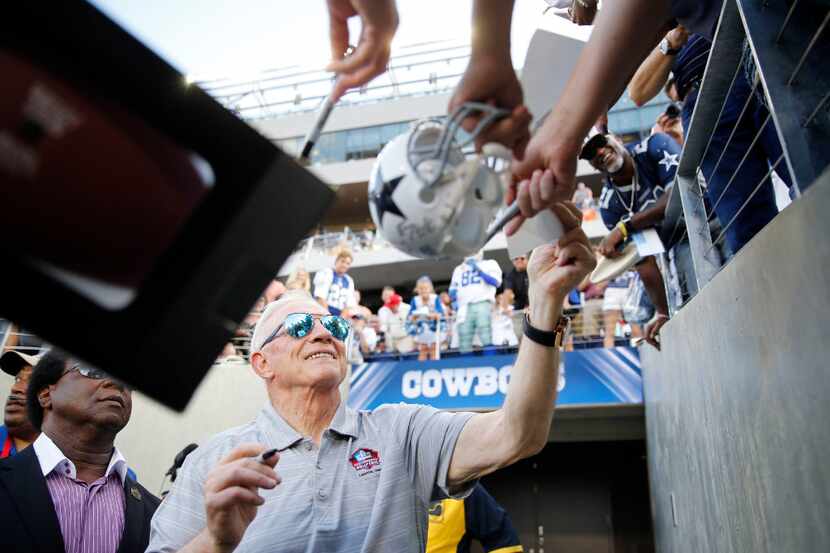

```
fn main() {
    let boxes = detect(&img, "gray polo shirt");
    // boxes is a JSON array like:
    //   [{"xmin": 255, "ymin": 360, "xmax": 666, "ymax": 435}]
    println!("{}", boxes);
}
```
[{"xmin": 147, "ymin": 401, "xmax": 475, "ymax": 553}]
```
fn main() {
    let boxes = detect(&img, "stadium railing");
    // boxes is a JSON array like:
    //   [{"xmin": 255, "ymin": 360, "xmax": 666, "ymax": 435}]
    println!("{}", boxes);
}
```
[{"xmin": 662, "ymin": 0, "xmax": 829, "ymax": 315}]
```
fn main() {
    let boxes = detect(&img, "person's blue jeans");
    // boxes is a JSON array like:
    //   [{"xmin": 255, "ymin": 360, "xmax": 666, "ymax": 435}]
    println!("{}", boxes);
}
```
[{"xmin": 682, "ymin": 66, "xmax": 788, "ymax": 253}]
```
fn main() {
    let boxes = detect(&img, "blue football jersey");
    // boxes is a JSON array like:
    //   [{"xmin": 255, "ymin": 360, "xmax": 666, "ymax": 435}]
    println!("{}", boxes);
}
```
[{"xmin": 599, "ymin": 132, "xmax": 681, "ymax": 230}]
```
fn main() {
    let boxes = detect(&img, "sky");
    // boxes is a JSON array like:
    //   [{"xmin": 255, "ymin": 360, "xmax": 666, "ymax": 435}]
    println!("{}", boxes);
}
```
[{"xmin": 89, "ymin": 0, "xmax": 590, "ymax": 81}]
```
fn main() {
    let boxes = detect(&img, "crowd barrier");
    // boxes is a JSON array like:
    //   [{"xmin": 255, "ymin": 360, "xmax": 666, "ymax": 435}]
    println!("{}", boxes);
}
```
[{"xmin": 662, "ymin": 0, "xmax": 829, "ymax": 314}]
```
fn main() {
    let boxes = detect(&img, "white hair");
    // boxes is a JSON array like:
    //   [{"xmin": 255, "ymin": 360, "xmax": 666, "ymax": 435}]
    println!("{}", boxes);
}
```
[{"xmin": 250, "ymin": 289, "xmax": 320, "ymax": 353}]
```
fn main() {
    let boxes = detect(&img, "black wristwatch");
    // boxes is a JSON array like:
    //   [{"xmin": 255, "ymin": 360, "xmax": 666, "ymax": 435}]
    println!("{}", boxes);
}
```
[{"xmin": 523, "ymin": 314, "xmax": 571, "ymax": 349}]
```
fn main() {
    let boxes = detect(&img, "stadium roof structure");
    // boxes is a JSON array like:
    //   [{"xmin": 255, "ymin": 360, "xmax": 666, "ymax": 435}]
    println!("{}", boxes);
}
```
[{"xmin": 191, "ymin": 39, "xmax": 473, "ymax": 121}]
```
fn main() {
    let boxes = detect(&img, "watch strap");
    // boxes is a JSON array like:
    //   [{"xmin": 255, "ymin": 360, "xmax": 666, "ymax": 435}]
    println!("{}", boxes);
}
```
[{"xmin": 523, "ymin": 314, "xmax": 570, "ymax": 349}]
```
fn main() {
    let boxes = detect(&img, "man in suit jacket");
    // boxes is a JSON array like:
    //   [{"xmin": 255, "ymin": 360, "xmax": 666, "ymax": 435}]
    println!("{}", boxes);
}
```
[{"xmin": 0, "ymin": 349, "xmax": 160, "ymax": 553}]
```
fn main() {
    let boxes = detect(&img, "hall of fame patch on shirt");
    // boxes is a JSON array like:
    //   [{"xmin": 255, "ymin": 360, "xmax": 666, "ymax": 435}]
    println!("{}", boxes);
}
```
[{"xmin": 349, "ymin": 447, "xmax": 382, "ymax": 477}]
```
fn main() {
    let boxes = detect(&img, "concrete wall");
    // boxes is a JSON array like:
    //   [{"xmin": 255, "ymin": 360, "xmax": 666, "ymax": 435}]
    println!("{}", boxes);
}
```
[
  {"xmin": 0, "ymin": 360, "xmax": 268, "ymax": 496},
  {"xmin": 641, "ymin": 170, "xmax": 830, "ymax": 552}
]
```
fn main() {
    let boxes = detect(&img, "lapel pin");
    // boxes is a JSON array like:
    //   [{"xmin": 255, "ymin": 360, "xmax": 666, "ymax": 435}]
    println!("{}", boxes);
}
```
[{"xmin": 130, "ymin": 486, "xmax": 142, "ymax": 501}]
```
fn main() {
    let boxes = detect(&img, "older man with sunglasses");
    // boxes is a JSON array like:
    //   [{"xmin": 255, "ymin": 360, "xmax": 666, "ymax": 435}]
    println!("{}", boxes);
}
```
[
  {"xmin": 148, "ymin": 202, "xmax": 595, "ymax": 553},
  {"xmin": 0, "ymin": 349, "xmax": 160, "ymax": 553}
]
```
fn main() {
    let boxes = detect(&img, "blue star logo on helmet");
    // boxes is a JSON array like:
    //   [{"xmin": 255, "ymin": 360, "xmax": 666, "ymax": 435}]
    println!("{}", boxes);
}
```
[{"xmin": 370, "ymin": 168, "xmax": 405, "ymax": 220}]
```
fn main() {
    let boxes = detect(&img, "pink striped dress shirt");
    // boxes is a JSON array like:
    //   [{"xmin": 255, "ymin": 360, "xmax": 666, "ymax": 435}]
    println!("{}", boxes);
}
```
[{"xmin": 32, "ymin": 433, "xmax": 127, "ymax": 553}]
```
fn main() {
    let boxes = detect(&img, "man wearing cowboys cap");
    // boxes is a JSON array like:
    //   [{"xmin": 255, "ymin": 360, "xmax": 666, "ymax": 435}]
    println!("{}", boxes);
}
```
[{"xmin": 581, "ymin": 130, "xmax": 679, "ymax": 347}]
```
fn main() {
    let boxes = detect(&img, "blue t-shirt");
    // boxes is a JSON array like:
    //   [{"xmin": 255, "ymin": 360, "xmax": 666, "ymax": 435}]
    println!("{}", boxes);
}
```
[
  {"xmin": 599, "ymin": 133, "xmax": 681, "ymax": 230},
  {"xmin": 673, "ymin": 34, "xmax": 711, "ymax": 101}
]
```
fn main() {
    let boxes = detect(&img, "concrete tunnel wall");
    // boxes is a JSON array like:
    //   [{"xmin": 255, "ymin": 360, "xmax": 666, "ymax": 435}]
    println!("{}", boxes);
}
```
[{"xmin": 641, "ymin": 169, "xmax": 830, "ymax": 552}]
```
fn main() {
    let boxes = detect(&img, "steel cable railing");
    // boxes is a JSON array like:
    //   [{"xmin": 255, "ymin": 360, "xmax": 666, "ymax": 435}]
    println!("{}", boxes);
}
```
[{"xmin": 659, "ymin": 0, "xmax": 829, "ymax": 314}]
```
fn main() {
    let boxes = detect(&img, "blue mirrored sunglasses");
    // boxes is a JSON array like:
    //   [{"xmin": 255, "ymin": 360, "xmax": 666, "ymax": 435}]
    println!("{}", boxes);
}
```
[{"xmin": 260, "ymin": 313, "xmax": 351, "ymax": 349}]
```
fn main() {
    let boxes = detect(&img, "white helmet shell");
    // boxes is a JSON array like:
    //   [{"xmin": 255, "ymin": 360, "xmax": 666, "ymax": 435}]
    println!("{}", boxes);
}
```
[{"xmin": 369, "ymin": 104, "xmax": 511, "ymax": 259}]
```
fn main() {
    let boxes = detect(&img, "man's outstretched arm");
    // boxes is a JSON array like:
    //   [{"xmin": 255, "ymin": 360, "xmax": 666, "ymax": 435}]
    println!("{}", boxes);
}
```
[{"xmin": 447, "ymin": 202, "xmax": 596, "ymax": 485}]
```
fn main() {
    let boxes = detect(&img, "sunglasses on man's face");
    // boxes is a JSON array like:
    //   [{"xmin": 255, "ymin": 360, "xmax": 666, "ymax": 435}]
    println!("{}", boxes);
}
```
[
  {"xmin": 64, "ymin": 363, "xmax": 131, "ymax": 389},
  {"xmin": 67, "ymin": 364, "xmax": 113, "ymax": 380},
  {"xmin": 579, "ymin": 134, "xmax": 609, "ymax": 160},
  {"xmin": 259, "ymin": 312, "xmax": 351, "ymax": 350}
]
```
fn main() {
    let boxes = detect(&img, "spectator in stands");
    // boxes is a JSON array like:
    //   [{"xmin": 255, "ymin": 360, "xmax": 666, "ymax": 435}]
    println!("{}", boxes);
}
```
[
  {"xmin": 314, "ymin": 249, "xmax": 358, "ymax": 316},
  {"xmin": 572, "ymin": 181, "xmax": 594, "ymax": 210},
  {"xmin": 368, "ymin": 315, "xmax": 385, "ymax": 353},
  {"xmin": 629, "ymin": 26, "xmax": 791, "ymax": 253},
  {"xmin": 438, "ymin": 291, "xmax": 455, "ymax": 350},
  {"xmin": 426, "ymin": 484, "xmax": 523, "ymax": 553},
  {"xmin": 344, "ymin": 310, "xmax": 379, "ymax": 360},
  {"xmin": 378, "ymin": 293, "xmax": 414, "ymax": 354},
  {"xmin": 584, "ymin": 131, "xmax": 672, "ymax": 341},
  {"xmin": 352, "ymin": 290, "xmax": 374, "ymax": 319},
  {"xmin": 503, "ymin": 254, "xmax": 529, "ymax": 342},
  {"xmin": 0, "ymin": 349, "xmax": 159, "ymax": 553},
  {"xmin": 491, "ymin": 292, "xmax": 519, "ymax": 348},
  {"xmin": 409, "ymin": 276, "xmax": 445, "ymax": 361},
  {"xmin": 345, "ymin": 321, "xmax": 366, "ymax": 366},
  {"xmin": 0, "ymin": 351, "xmax": 40, "ymax": 458},
  {"xmin": 450, "ymin": 253, "xmax": 502, "ymax": 353},
  {"xmin": 601, "ymin": 273, "xmax": 633, "ymax": 348},
  {"xmin": 381, "ymin": 286, "xmax": 396, "ymax": 304},
  {"xmin": 652, "ymin": 106, "xmax": 684, "ymax": 146},
  {"xmin": 285, "ymin": 266, "xmax": 311, "ymax": 293}
]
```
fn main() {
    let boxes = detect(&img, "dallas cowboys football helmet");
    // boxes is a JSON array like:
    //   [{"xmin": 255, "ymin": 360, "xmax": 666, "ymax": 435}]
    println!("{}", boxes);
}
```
[{"xmin": 368, "ymin": 103, "xmax": 512, "ymax": 259}]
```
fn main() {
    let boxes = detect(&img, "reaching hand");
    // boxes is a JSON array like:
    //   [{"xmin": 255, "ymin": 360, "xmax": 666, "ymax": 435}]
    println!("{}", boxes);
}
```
[
  {"xmin": 526, "ymin": 202, "xmax": 596, "ymax": 326},
  {"xmin": 326, "ymin": 0, "xmax": 399, "ymax": 102},
  {"xmin": 201, "ymin": 443, "xmax": 280, "ymax": 553},
  {"xmin": 666, "ymin": 25, "xmax": 689, "ymax": 50},
  {"xmin": 598, "ymin": 227, "xmax": 624, "ymax": 258},
  {"xmin": 508, "ymin": 117, "xmax": 582, "ymax": 235},
  {"xmin": 448, "ymin": 54, "xmax": 532, "ymax": 158},
  {"xmin": 643, "ymin": 313, "xmax": 669, "ymax": 350}
]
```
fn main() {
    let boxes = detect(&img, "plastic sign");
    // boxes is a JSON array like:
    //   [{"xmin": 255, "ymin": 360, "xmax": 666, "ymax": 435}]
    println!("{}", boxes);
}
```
[{"xmin": 348, "ymin": 347, "xmax": 642, "ymax": 411}]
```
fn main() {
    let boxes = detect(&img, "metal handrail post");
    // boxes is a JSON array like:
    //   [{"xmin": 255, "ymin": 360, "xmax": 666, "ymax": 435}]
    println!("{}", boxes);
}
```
[{"xmin": 674, "ymin": 0, "xmax": 747, "ymax": 289}]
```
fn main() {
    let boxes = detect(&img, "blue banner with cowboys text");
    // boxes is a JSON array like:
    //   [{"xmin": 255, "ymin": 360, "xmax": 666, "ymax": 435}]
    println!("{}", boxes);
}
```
[{"xmin": 347, "ymin": 347, "xmax": 641, "ymax": 411}]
